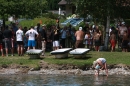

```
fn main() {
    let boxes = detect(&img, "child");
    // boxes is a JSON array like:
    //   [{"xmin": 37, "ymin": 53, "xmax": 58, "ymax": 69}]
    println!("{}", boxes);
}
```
[
  {"xmin": 109, "ymin": 31, "xmax": 116, "ymax": 52},
  {"xmin": 93, "ymin": 58, "xmax": 108, "ymax": 76},
  {"xmin": 84, "ymin": 31, "xmax": 91, "ymax": 48}
]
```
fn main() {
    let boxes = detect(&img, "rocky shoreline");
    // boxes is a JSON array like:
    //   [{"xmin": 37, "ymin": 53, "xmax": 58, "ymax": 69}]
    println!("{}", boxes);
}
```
[
  {"xmin": 0, "ymin": 61, "xmax": 130, "ymax": 75},
  {"xmin": 0, "ymin": 67, "xmax": 130, "ymax": 75}
]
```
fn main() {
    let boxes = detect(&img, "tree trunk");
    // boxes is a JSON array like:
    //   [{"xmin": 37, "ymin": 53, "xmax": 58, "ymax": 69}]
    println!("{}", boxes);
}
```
[{"xmin": 104, "ymin": 16, "xmax": 110, "ymax": 50}]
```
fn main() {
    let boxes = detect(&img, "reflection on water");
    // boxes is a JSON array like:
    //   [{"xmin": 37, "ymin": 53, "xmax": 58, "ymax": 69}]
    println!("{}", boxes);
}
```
[{"xmin": 0, "ymin": 74, "xmax": 129, "ymax": 86}]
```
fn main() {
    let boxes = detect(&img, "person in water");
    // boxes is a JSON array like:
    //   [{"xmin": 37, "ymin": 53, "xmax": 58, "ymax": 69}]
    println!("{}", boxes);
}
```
[{"xmin": 93, "ymin": 58, "xmax": 108, "ymax": 76}]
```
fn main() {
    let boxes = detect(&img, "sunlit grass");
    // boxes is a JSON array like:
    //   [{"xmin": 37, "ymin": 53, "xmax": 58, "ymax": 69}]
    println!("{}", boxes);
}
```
[{"xmin": 0, "ymin": 51, "xmax": 130, "ymax": 68}]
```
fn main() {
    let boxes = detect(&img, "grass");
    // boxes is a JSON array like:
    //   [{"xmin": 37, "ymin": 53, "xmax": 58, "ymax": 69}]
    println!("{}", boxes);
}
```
[{"xmin": 0, "ymin": 51, "xmax": 130, "ymax": 68}]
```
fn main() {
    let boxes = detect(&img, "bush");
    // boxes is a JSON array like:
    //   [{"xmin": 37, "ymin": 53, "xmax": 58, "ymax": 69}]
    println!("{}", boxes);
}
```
[
  {"xmin": 19, "ymin": 17, "xmax": 56, "ymax": 28},
  {"xmin": 42, "ymin": 12, "xmax": 59, "ymax": 19}
]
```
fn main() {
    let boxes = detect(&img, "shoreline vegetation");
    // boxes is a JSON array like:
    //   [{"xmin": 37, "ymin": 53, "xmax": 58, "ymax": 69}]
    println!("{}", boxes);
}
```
[{"xmin": 0, "ymin": 51, "xmax": 130, "ymax": 75}]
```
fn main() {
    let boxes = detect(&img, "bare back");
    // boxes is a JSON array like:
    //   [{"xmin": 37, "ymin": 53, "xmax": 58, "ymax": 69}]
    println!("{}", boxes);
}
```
[
  {"xmin": 110, "ymin": 33, "xmax": 116, "ymax": 40},
  {"xmin": 75, "ymin": 30, "xmax": 85, "ymax": 40},
  {"xmin": 123, "ymin": 33, "xmax": 129, "ymax": 40}
]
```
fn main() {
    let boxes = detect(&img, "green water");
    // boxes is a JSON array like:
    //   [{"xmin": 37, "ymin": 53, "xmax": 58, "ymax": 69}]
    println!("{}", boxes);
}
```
[{"xmin": 0, "ymin": 74, "xmax": 129, "ymax": 86}]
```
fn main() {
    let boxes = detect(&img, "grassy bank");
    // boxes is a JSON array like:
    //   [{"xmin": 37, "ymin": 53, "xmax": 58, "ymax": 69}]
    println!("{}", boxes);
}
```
[{"xmin": 0, "ymin": 51, "xmax": 130, "ymax": 69}]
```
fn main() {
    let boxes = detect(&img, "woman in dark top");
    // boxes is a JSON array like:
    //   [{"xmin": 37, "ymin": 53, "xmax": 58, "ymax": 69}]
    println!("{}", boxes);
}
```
[{"xmin": 51, "ymin": 25, "xmax": 60, "ymax": 50}]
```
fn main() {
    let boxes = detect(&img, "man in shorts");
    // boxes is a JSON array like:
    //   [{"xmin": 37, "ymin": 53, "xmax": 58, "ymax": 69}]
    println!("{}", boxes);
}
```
[
  {"xmin": 0, "ymin": 28, "xmax": 4, "ymax": 56},
  {"xmin": 3, "ymin": 25, "xmax": 13, "ymax": 57},
  {"xmin": 75, "ymin": 27, "xmax": 85, "ymax": 48},
  {"xmin": 16, "ymin": 26, "xmax": 24, "ymax": 56},
  {"xmin": 25, "ymin": 26, "xmax": 39, "ymax": 50}
]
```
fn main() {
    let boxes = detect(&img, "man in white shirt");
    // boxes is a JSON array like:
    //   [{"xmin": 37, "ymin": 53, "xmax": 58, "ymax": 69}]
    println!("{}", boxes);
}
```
[
  {"xmin": 25, "ymin": 26, "xmax": 39, "ymax": 50},
  {"xmin": 16, "ymin": 26, "xmax": 24, "ymax": 56}
]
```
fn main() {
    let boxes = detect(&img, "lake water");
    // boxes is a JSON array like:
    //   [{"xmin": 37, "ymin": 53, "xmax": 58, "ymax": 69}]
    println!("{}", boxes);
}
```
[{"xmin": 0, "ymin": 74, "xmax": 129, "ymax": 86}]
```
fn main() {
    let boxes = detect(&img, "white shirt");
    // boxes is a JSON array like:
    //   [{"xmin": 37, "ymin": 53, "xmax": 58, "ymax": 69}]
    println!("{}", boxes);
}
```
[
  {"xmin": 25, "ymin": 29, "xmax": 38, "ymax": 40},
  {"xmin": 97, "ymin": 58, "xmax": 106, "ymax": 64},
  {"xmin": 16, "ymin": 29, "xmax": 23, "ymax": 41}
]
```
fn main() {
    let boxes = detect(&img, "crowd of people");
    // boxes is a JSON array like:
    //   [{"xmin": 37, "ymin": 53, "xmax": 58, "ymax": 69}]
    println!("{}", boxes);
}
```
[{"xmin": 0, "ymin": 21, "xmax": 130, "ymax": 57}]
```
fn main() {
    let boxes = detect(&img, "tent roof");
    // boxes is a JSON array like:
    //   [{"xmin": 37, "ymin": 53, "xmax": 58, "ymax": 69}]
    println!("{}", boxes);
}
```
[{"xmin": 58, "ymin": 0, "xmax": 67, "ymax": 5}]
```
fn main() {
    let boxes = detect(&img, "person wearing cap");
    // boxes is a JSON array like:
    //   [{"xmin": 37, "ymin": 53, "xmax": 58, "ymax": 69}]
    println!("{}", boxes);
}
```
[
  {"xmin": 93, "ymin": 58, "xmax": 108, "ymax": 76},
  {"xmin": 40, "ymin": 24, "xmax": 47, "ymax": 56},
  {"xmin": 118, "ymin": 22, "xmax": 128, "ymax": 47},
  {"xmin": 75, "ymin": 27, "xmax": 85, "ymax": 48}
]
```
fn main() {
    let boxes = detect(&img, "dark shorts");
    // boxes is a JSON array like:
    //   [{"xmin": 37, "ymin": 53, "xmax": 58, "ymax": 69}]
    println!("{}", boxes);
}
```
[
  {"xmin": 95, "ymin": 40, "xmax": 101, "ymax": 46},
  {"xmin": 75, "ymin": 40, "xmax": 84, "ymax": 48},
  {"xmin": 17, "ymin": 41, "xmax": 23, "ymax": 45},
  {"xmin": 4, "ymin": 38, "xmax": 12, "ymax": 49},
  {"xmin": 122, "ymin": 40, "xmax": 129, "ymax": 49}
]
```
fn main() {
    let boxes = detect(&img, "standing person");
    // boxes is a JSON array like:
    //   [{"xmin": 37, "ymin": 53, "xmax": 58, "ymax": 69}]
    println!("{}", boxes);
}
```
[
  {"xmin": 70, "ymin": 27, "xmax": 76, "ymax": 49},
  {"xmin": 25, "ymin": 26, "xmax": 39, "ymax": 50},
  {"xmin": 60, "ymin": 26, "xmax": 67, "ymax": 48},
  {"xmin": 23, "ymin": 26, "xmax": 28, "ymax": 52},
  {"xmin": 10, "ymin": 27, "xmax": 15, "ymax": 56},
  {"xmin": 109, "ymin": 31, "xmax": 117, "ymax": 52},
  {"xmin": 75, "ymin": 27, "xmax": 85, "ymax": 48},
  {"xmin": 3, "ymin": 25, "xmax": 13, "ymax": 57},
  {"xmin": 40, "ymin": 24, "xmax": 47, "ymax": 56},
  {"xmin": 16, "ymin": 26, "xmax": 24, "ymax": 56},
  {"xmin": 93, "ymin": 29, "xmax": 102, "ymax": 51},
  {"xmin": 93, "ymin": 58, "xmax": 108, "ymax": 76},
  {"xmin": 122, "ymin": 31, "xmax": 129, "ymax": 52},
  {"xmin": 0, "ymin": 28, "xmax": 4, "ymax": 57},
  {"xmin": 84, "ymin": 31, "xmax": 91, "ymax": 48},
  {"xmin": 52, "ymin": 25, "xmax": 60, "ymax": 50},
  {"xmin": 118, "ymin": 22, "xmax": 128, "ymax": 47},
  {"xmin": 67, "ymin": 25, "xmax": 72, "ymax": 48},
  {"xmin": 46, "ymin": 28, "xmax": 52, "ymax": 51}
]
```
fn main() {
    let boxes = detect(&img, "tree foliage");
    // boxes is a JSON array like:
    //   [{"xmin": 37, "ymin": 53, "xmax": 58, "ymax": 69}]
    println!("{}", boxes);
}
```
[
  {"xmin": 46, "ymin": 0, "xmax": 61, "ymax": 10},
  {"xmin": 0, "ymin": 0, "xmax": 48, "ymax": 19},
  {"xmin": 73, "ymin": 0, "xmax": 130, "ymax": 22}
]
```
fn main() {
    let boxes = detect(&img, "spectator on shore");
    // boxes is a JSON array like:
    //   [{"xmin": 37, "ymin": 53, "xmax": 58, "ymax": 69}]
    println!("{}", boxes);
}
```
[
  {"xmin": 10, "ymin": 27, "xmax": 15, "ymax": 56},
  {"xmin": 40, "ymin": 24, "xmax": 47, "ymax": 56},
  {"xmin": 0, "ymin": 28, "xmax": 4, "ymax": 57},
  {"xmin": 52, "ymin": 25, "xmax": 60, "ymax": 50},
  {"xmin": 109, "ymin": 30, "xmax": 117, "ymax": 52},
  {"xmin": 60, "ymin": 26, "xmax": 67, "ymax": 48},
  {"xmin": 118, "ymin": 22, "xmax": 128, "ymax": 47},
  {"xmin": 16, "ymin": 26, "xmax": 24, "ymax": 56},
  {"xmin": 12, "ymin": 23, "xmax": 18, "ymax": 34},
  {"xmin": 3, "ymin": 25, "xmax": 13, "ymax": 57},
  {"xmin": 93, "ymin": 58, "xmax": 108, "ymax": 76},
  {"xmin": 75, "ymin": 27, "xmax": 85, "ymax": 48},
  {"xmin": 25, "ymin": 26, "xmax": 39, "ymax": 50},
  {"xmin": 93, "ymin": 29, "xmax": 102, "ymax": 52},
  {"xmin": 84, "ymin": 31, "xmax": 91, "ymax": 49},
  {"xmin": 46, "ymin": 28, "xmax": 52, "ymax": 51},
  {"xmin": 70, "ymin": 27, "xmax": 76, "ymax": 49},
  {"xmin": 67, "ymin": 25, "xmax": 72, "ymax": 48},
  {"xmin": 122, "ymin": 30, "xmax": 129, "ymax": 52}
]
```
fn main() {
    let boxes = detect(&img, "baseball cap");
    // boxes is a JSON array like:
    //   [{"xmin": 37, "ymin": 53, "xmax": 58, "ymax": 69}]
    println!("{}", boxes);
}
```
[
  {"xmin": 79, "ymin": 27, "xmax": 82, "ymax": 30},
  {"xmin": 121, "ymin": 22, "xmax": 125, "ymax": 25}
]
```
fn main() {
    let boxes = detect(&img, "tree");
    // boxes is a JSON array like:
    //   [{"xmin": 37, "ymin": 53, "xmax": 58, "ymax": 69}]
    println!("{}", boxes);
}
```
[
  {"xmin": 73, "ymin": 0, "xmax": 130, "ymax": 50},
  {"xmin": 46, "ymin": 0, "xmax": 61, "ymax": 10},
  {"xmin": 0, "ymin": 0, "xmax": 48, "ymax": 19}
]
